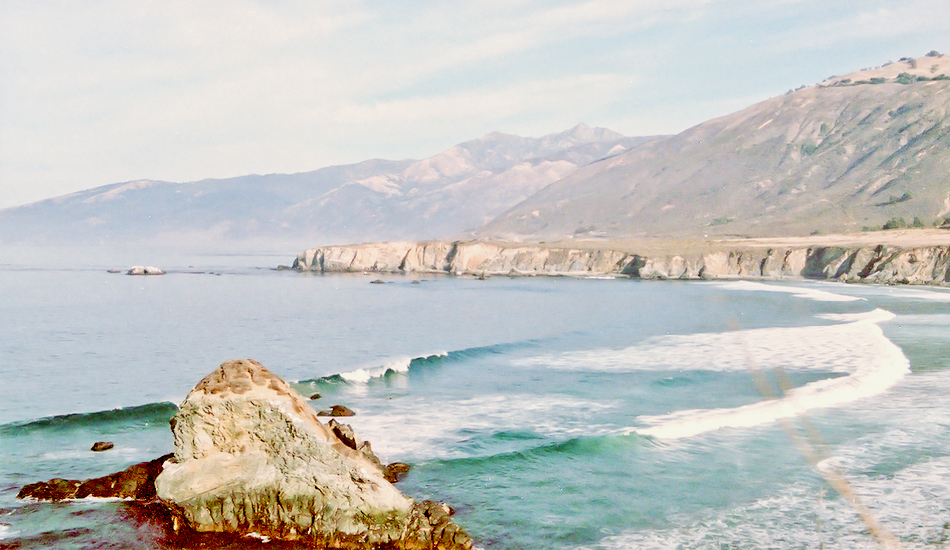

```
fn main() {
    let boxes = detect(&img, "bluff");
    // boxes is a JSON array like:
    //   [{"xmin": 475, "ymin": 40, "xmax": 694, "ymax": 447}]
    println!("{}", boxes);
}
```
[{"xmin": 292, "ymin": 239, "xmax": 950, "ymax": 285}]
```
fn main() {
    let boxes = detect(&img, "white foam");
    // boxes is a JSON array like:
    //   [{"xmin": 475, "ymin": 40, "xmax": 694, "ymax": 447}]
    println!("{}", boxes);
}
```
[
  {"xmin": 588, "ymin": 454, "xmax": 950, "ymax": 550},
  {"xmin": 339, "ymin": 356, "xmax": 413, "ymax": 383},
  {"xmin": 337, "ymin": 393, "xmax": 617, "ymax": 462},
  {"xmin": 630, "ymin": 312, "xmax": 909, "ymax": 439},
  {"xmin": 0, "ymin": 523, "xmax": 15, "ymax": 541},
  {"xmin": 515, "ymin": 313, "xmax": 898, "ymax": 375},
  {"xmin": 816, "ymin": 308, "xmax": 896, "ymax": 323},
  {"xmin": 716, "ymin": 280, "xmax": 865, "ymax": 302}
]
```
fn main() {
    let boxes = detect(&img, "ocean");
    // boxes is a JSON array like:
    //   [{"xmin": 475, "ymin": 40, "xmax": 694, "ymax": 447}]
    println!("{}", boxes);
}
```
[{"xmin": 1, "ymin": 249, "xmax": 949, "ymax": 549}]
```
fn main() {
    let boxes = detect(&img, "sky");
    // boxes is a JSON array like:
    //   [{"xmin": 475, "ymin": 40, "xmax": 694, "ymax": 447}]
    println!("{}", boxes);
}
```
[{"xmin": 2, "ymin": 0, "xmax": 949, "ymax": 209}]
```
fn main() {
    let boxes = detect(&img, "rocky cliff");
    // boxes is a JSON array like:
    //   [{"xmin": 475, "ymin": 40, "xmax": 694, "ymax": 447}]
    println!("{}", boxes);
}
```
[{"xmin": 292, "ymin": 240, "xmax": 950, "ymax": 285}]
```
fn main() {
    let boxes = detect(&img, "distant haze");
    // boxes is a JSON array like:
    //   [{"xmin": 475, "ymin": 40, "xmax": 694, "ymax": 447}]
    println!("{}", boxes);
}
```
[{"xmin": 0, "ymin": 124, "xmax": 651, "ymax": 251}]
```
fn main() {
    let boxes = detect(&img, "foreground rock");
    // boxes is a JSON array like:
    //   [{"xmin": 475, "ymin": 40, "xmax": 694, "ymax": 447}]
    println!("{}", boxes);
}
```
[
  {"xmin": 293, "ymin": 239, "xmax": 950, "ymax": 285},
  {"xmin": 17, "ymin": 359, "xmax": 472, "ymax": 549},
  {"xmin": 155, "ymin": 359, "xmax": 472, "ymax": 549},
  {"xmin": 17, "ymin": 454, "xmax": 173, "ymax": 501}
]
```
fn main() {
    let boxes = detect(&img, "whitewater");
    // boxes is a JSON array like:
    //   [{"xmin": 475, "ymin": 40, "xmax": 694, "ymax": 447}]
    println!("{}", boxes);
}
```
[{"xmin": 1, "ymin": 250, "xmax": 949, "ymax": 549}]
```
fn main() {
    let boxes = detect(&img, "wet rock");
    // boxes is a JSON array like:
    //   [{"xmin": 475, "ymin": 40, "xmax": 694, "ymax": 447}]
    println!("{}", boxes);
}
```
[
  {"xmin": 17, "ymin": 478, "xmax": 81, "ymax": 501},
  {"xmin": 384, "ymin": 462, "xmax": 412, "ymax": 483},
  {"xmin": 17, "ymin": 454, "xmax": 173, "ymax": 501},
  {"xmin": 309, "ymin": 393, "xmax": 321, "ymax": 400},
  {"xmin": 91, "ymin": 441, "xmax": 114, "ymax": 452},
  {"xmin": 316, "ymin": 404, "xmax": 356, "ymax": 417}
]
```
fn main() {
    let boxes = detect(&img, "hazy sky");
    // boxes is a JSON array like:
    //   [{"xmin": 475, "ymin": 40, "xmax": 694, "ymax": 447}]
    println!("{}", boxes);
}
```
[{"xmin": 2, "ymin": 0, "xmax": 948, "ymax": 209}]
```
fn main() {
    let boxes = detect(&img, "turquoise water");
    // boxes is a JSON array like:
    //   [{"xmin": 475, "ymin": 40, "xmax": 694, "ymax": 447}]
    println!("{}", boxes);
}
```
[{"xmin": 1, "ymin": 251, "xmax": 949, "ymax": 549}]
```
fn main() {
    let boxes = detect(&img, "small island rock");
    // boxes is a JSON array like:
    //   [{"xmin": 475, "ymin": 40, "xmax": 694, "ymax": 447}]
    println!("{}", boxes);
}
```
[
  {"xmin": 316, "ymin": 404, "xmax": 356, "ymax": 417},
  {"xmin": 127, "ymin": 265, "xmax": 165, "ymax": 275},
  {"xmin": 154, "ymin": 359, "xmax": 472, "ymax": 548},
  {"xmin": 91, "ymin": 441, "xmax": 114, "ymax": 452}
]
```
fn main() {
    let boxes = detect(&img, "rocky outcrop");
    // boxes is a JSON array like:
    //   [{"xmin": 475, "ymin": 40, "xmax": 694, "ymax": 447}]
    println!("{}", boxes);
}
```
[
  {"xmin": 292, "ymin": 240, "xmax": 950, "ymax": 285},
  {"xmin": 154, "ymin": 359, "xmax": 472, "ymax": 549},
  {"xmin": 17, "ymin": 454, "xmax": 173, "ymax": 501}
]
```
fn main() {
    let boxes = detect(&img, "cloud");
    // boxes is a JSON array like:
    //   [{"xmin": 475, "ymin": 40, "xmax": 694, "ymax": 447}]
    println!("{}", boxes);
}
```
[{"xmin": 1, "ymin": 0, "xmax": 948, "ymax": 208}]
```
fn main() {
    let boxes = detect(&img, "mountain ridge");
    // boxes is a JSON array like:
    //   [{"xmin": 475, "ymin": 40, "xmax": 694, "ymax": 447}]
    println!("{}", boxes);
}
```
[
  {"xmin": 0, "ymin": 124, "xmax": 654, "ymax": 250},
  {"xmin": 481, "ymin": 54, "xmax": 950, "ymax": 241}
]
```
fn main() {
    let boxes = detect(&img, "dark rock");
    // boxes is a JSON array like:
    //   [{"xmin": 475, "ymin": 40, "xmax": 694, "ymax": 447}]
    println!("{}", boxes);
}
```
[
  {"xmin": 309, "ymin": 393, "xmax": 321, "ymax": 400},
  {"xmin": 17, "ymin": 454, "xmax": 173, "ymax": 501},
  {"xmin": 384, "ymin": 462, "xmax": 412, "ymax": 483},
  {"xmin": 370, "ymin": 279, "xmax": 386, "ymax": 284},
  {"xmin": 91, "ymin": 441, "xmax": 114, "ymax": 452},
  {"xmin": 317, "ymin": 404, "xmax": 356, "ymax": 417},
  {"xmin": 17, "ymin": 478, "xmax": 81, "ymax": 501},
  {"xmin": 328, "ymin": 419, "xmax": 357, "ymax": 450}
]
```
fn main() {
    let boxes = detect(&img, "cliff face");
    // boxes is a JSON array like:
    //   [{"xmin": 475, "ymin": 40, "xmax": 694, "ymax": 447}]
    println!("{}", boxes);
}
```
[{"xmin": 292, "ymin": 241, "xmax": 950, "ymax": 286}]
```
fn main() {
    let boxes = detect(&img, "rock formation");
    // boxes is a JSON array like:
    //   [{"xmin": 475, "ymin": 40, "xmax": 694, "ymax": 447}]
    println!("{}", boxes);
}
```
[
  {"xmin": 17, "ymin": 359, "xmax": 473, "ymax": 549},
  {"xmin": 155, "ymin": 359, "xmax": 472, "ymax": 549},
  {"xmin": 127, "ymin": 265, "xmax": 165, "ymax": 275},
  {"xmin": 17, "ymin": 454, "xmax": 173, "ymax": 501},
  {"xmin": 292, "ymin": 240, "xmax": 950, "ymax": 285}
]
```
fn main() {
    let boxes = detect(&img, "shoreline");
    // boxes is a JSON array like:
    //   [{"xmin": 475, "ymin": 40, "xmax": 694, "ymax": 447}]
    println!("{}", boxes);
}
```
[{"xmin": 291, "ymin": 230, "xmax": 950, "ymax": 286}]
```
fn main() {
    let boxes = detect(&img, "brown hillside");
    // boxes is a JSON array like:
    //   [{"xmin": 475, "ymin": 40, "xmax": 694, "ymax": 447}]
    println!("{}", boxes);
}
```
[{"xmin": 481, "ymin": 56, "xmax": 950, "ymax": 241}]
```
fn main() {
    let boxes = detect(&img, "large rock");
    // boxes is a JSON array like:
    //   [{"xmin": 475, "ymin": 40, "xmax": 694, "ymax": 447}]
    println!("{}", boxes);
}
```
[{"xmin": 154, "ymin": 359, "xmax": 472, "ymax": 549}]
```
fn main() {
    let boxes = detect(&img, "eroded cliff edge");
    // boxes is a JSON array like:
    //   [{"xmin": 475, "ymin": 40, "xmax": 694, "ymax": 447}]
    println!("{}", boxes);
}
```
[{"xmin": 292, "ymin": 239, "xmax": 950, "ymax": 286}]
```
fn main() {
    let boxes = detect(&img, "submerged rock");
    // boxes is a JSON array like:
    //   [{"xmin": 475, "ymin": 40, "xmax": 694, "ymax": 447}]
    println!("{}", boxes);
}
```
[{"xmin": 155, "ymin": 359, "xmax": 472, "ymax": 549}]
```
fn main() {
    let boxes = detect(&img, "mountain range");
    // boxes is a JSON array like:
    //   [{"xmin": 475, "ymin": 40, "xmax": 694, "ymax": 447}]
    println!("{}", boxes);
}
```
[
  {"xmin": 2, "ymin": 52, "xmax": 949, "ymax": 251},
  {"xmin": 0, "ymin": 124, "xmax": 649, "ymax": 250}
]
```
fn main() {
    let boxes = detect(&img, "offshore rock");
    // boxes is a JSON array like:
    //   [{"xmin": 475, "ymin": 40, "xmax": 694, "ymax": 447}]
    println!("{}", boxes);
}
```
[
  {"xmin": 127, "ymin": 265, "xmax": 165, "ymax": 275},
  {"xmin": 317, "ymin": 404, "xmax": 356, "ymax": 417},
  {"xmin": 154, "ymin": 359, "xmax": 472, "ymax": 549}
]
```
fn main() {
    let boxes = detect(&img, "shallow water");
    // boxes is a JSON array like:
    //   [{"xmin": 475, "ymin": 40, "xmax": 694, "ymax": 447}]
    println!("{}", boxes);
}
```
[{"xmin": 1, "ymin": 250, "xmax": 948, "ymax": 549}]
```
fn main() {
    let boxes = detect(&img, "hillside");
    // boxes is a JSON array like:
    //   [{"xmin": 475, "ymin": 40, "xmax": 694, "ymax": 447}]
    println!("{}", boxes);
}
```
[
  {"xmin": 0, "ymin": 124, "xmax": 652, "ymax": 250},
  {"xmin": 480, "ymin": 54, "xmax": 950, "ymax": 241}
]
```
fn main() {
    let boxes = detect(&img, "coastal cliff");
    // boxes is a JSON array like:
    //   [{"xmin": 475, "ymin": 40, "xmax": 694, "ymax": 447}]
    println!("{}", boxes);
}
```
[{"xmin": 293, "ymin": 240, "xmax": 950, "ymax": 286}]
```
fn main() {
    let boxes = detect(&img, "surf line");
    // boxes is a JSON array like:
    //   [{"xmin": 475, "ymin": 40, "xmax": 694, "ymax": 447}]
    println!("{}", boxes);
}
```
[{"xmin": 629, "ymin": 308, "xmax": 908, "ymax": 440}]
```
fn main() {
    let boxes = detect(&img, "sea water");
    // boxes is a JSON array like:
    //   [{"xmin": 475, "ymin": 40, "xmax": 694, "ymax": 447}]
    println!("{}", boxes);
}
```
[{"xmin": 1, "ymin": 250, "xmax": 949, "ymax": 549}]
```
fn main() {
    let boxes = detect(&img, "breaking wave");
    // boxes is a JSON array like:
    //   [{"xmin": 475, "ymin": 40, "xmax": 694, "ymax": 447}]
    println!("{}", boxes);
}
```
[
  {"xmin": 629, "ymin": 308, "xmax": 908, "ymax": 439},
  {"xmin": 295, "ymin": 340, "xmax": 539, "ymax": 387}
]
